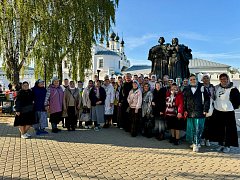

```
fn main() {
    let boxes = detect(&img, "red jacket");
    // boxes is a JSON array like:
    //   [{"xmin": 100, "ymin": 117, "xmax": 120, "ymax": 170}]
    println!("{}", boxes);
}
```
[{"xmin": 165, "ymin": 91, "xmax": 184, "ymax": 117}]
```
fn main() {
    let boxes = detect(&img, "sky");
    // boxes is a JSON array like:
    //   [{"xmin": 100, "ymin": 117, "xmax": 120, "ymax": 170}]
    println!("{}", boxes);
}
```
[{"xmin": 113, "ymin": 0, "xmax": 240, "ymax": 68}]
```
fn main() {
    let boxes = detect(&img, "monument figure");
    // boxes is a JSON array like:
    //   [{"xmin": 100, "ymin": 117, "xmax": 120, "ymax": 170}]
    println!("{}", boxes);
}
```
[
  {"xmin": 148, "ymin": 37, "xmax": 192, "ymax": 80},
  {"xmin": 148, "ymin": 37, "xmax": 169, "ymax": 79}
]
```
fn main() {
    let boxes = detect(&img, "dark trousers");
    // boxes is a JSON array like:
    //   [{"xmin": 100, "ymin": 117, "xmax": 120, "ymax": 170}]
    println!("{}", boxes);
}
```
[
  {"xmin": 121, "ymin": 102, "xmax": 130, "ymax": 130},
  {"xmin": 202, "ymin": 116, "xmax": 212, "ymax": 140},
  {"xmin": 129, "ymin": 108, "xmax": 141, "ymax": 137},
  {"xmin": 66, "ymin": 106, "xmax": 77, "ymax": 129}
]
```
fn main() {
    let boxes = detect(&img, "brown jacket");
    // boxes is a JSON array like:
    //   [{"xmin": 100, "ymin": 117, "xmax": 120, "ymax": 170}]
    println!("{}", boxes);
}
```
[{"xmin": 63, "ymin": 87, "xmax": 82, "ymax": 117}]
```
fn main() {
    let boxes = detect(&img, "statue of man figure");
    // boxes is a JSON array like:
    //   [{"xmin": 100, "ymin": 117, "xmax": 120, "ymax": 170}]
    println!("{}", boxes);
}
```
[{"xmin": 148, "ymin": 37, "xmax": 169, "ymax": 79}]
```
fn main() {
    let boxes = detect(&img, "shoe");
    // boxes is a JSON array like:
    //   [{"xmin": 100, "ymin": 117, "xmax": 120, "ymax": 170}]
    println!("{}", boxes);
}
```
[
  {"xmin": 119, "ymin": 127, "xmax": 123, "ymax": 130},
  {"xmin": 25, "ymin": 133, "xmax": 31, "ymax": 137},
  {"xmin": 174, "ymin": 139, "xmax": 180, "ymax": 145},
  {"xmin": 190, "ymin": 144, "xmax": 201, "ymax": 149},
  {"xmin": 200, "ymin": 139, "xmax": 205, "ymax": 146},
  {"xmin": 94, "ymin": 127, "xmax": 99, "ymax": 131},
  {"xmin": 103, "ymin": 124, "xmax": 109, "ymax": 128},
  {"xmin": 40, "ymin": 130, "xmax": 49, "ymax": 134},
  {"xmin": 36, "ymin": 130, "xmax": 41, "ymax": 136},
  {"xmin": 193, "ymin": 144, "xmax": 199, "ymax": 152},
  {"xmin": 84, "ymin": 126, "xmax": 89, "ymax": 129},
  {"xmin": 52, "ymin": 129, "xmax": 58, "ymax": 133},
  {"xmin": 223, "ymin": 147, "xmax": 230, "ymax": 153},
  {"xmin": 205, "ymin": 140, "xmax": 211, "ymax": 147},
  {"xmin": 21, "ymin": 134, "xmax": 29, "ymax": 139},
  {"xmin": 169, "ymin": 137, "xmax": 175, "ymax": 143},
  {"xmin": 216, "ymin": 146, "xmax": 224, "ymax": 151}
]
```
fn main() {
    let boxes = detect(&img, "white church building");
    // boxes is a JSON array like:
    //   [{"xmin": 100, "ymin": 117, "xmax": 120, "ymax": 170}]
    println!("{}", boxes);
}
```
[{"xmin": 83, "ymin": 32, "xmax": 130, "ymax": 82}]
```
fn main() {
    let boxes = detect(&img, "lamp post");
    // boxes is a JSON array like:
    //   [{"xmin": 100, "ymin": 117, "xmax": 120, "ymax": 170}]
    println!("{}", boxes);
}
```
[
  {"xmin": 44, "ymin": 59, "xmax": 47, "ymax": 87},
  {"xmin": 97, "ymin": 69, "xmax": 101, "ymax": 80}
]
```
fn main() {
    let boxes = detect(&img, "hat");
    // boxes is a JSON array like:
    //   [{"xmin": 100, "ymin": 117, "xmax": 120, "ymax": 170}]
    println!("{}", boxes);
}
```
[
  {"xmin": 51, "ymin": 77, "xmax": 59, "ymax": 84},
  {"xmin": 104, "ymin": 75, "xmax": 109, "ymax": 80},
  {"xmin": 37, "ymin": 79, "xmax": 44, "ymax": 84},
  {"xmin": 201, "ymin": 74, "xmax": 210, "ymax": 81}
]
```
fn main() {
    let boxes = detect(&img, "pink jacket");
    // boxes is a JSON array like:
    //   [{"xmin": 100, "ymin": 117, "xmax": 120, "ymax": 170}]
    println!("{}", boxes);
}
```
[{"xmin": 127, "ymin": 89, "xmax": 142, "ymax": 109}]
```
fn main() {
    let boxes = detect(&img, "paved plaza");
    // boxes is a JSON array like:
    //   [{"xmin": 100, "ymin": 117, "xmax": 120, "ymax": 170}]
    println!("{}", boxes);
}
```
[{"xmin": 0, "ymin": 117, "xmax": 239, "ymax": 180}]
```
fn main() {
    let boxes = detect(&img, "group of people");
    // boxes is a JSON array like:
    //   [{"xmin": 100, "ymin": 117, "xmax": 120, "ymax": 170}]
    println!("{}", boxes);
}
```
[{"xmin": 13, "ymin": 72, "xmax": 240, "ymax": 153}]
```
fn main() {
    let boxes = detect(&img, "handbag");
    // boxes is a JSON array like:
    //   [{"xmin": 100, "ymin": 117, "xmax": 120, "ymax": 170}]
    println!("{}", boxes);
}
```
[{"xmin": 80, "ymin": 108, "xmax": 90, "ymax": 121}]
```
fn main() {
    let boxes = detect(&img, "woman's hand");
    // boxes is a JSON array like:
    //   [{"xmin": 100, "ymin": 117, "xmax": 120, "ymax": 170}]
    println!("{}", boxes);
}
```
[
  {"xmin": 16, "ymin": 112, "xmax": 20, "ymax": 116},
  {"xmin": 45, "ymin": 106, "xmax": 49, "ymax": 111},
  {"xmin": 152, "ymin": 102, "xmax": 155, "ymax": 106},
  {"xmin": 135, "ymin": 108, "xmax": 138, "ymax": 114},
  {"xmin": 177, "ymin": 113, "xmax": 182, "ymax": 119}
]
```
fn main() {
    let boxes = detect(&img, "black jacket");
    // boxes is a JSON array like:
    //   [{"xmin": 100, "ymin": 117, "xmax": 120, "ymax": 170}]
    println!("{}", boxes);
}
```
[
  {"xmin": 15, "ymin": 89, "xmax": 34, "ymax": 112},
  {"xmin": 119, "ymin": 81, "xmax": 133, "ymax": 104},
  {"xmin": 184, "ymin": 83, "xmax": 210, "ymax": 118},
  {"xmin": 89, "ymin": 86, "xmax": 106, "ymax": 106},
  {"xmin": 152, "ymin": 87, "xmax": 166, "ymax": 117}
]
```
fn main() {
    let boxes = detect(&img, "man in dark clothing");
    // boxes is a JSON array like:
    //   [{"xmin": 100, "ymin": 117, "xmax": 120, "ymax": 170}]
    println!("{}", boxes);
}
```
[{"xmin": 119, "ymin": 73, "xmax": 133, "ymax": 131}]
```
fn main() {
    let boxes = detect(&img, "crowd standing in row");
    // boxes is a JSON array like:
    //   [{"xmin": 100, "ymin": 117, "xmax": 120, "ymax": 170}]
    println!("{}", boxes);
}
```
[{"xmin": 12, "ymin": 72, "xmax": 240, "ymax": 153}]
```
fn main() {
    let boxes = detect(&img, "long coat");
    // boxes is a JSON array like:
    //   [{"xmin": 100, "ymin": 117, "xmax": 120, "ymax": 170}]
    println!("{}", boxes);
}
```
[
  {"xmin": 103, "ymin": 84, "xmax": 115, "ymax": 115},
  {"xmin": 63, "ymin": 87, "xmax": 81, "ymax": 117}
]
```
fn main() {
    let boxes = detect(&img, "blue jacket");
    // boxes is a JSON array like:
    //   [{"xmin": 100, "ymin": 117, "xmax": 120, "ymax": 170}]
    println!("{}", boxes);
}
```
[{"xmin": 32, "ymin": 86, "xmax": 47, "ymax": 111}]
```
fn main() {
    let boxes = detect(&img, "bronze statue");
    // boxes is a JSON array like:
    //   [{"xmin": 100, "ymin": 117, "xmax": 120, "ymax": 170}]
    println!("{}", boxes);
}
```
[
  {"xmin": 148, "ymin": 37, "xmax": 192, "ymax": 80},
  {"xmin": 148, "ymin": 37, "xmax": 169, "ymax": 79}
]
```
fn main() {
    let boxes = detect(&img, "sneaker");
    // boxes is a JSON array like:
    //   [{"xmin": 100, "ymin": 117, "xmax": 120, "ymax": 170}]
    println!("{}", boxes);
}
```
[
  {"xmin": 200, "ymin": 139, "xmax": 205, "ymax": 146},
  {"xmin": 25, "ymin": 133, "xmax": 31, "ymax": 137},
  {"xmin": 216, "ymin": 146, "xmax": 224, "ymax": 151},
  {"xmin": 36, "ymin": 130, "xmax": 41, "ymax": 136},
  {"xmin": 190, "ymin": 144, "xmax": 193, "ymax": 148},
  {"xmin": 21, "ymin": 134, "xmax": 29, "ymax": 139},
  {"xmin": 223, "ymin": 147, "xmax": 230, "ymax": 153},
  {"xmin": 119, "ymin": 127, "xmax": 123, "ymax": 130},
  {"xmin": 205, "ymin": 140, "xmax": 211, "ymax": 147},
  {"xmin": 94, "ymin": 127, "xmax": 99, "ymax": 131},
  {"xmin": 193, "ymin": 144, "xmax": 199, "ymax": 152},
  {"xmin": 84, "ymin": 126, "xmax": 89, "ymax": 129}
]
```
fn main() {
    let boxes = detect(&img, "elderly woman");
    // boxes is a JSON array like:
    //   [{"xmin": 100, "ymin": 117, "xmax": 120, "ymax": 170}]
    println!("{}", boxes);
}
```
[
  {"xmin": 63, "ymin": 81, "xmax": 81, "ymax": 131},
  {"xmin": 152, "ymin": 82, "xmax": 166, "ymax": 140},
  {"xmin": 32, "ymin": 79, "xmax": 48, "ymax": 135},
  {"xmin": 44, "ymin": 77, "xmax": 64, "ymax": 133},
  {"xmin": 184, "ymin": 74, "xmax": 210, "ymax": 152},
  {"xmin": 212, "ymin": 73, "xmax": 240, "ymax": 153},
  {"xmin": 165, "ymin": 83, "xmax": 184, "ymax": 145},
  {"xmin": 102, "ymin": 76, "xmax": 115, "ymax": 128},
  {"xmin": 89, "ymin": 80, "xmax": 106, "ymax": 131},
  {"xmin": 141, "ymin": 83, "xmax": 153, "ymax": 137},
  {"xmin": 127, "ymin": 80, "xmax": 142, "ymax": 137},
  {"xmin": 14, "ymin": 81, "xmax": 35, "ymax": 139}
]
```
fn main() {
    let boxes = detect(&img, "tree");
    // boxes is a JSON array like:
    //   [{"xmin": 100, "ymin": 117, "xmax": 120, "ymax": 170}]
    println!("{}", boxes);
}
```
[{"xmin": 0, "ymin": 0, "xmax": 119, "ymax": 84}]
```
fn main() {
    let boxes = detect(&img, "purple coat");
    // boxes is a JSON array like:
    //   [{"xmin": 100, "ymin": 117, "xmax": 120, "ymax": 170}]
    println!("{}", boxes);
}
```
[{"xmin": 44, "ymin": 85, "xmax": 64, "ymax": 114}]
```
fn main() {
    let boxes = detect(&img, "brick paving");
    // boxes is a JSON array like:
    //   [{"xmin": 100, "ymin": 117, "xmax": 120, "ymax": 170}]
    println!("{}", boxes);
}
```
[{"xmin": 0, "ymin": 117, "xmax": 239, "ymax": 180}]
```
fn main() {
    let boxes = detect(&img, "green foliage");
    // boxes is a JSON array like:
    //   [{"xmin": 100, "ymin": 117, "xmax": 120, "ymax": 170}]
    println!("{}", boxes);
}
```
[{"xmin": 0, "ymin": 0, "xmax": 119, "ymax": 84}]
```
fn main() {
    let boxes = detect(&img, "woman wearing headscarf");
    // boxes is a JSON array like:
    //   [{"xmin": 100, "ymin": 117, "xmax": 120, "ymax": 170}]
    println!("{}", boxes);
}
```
[
  {"xmin": 63, "ymin": 81, "xmax": 81, "ymax": 131},
  {"xmin": 89, "ymin": 80, "xmax": 106, "ymax": 131},
  {"xmin": 184, "ymin": 74, "xmax": 210, "ymax": 152},
  {"xmin": 165, "ymin": 83, "xmax": 184, "ymax": 145},
  {"xmin": 127, "ymin": 80, "xmax": 142, "ymax": 137},
  {"xmin": 32, "ymin": 79, "xmax": 48, "ymax": 135},
  {"xmin": 152, "ymin": 82, "xmax": 166, "ymax": 140},
  {"xmin": 141, "ymin": 83, "xmax": 153, "ymax": 137},
  {"xmin": 212, "ymin": 73, "xmax": 240, "ymax": 153},
  {"xmin": 44, "ymin": 77, "xmax": 64, "ymax": 133},
  {"xmin": 14, "ymin": 82, "xmax": 35, "ymax": 138}
]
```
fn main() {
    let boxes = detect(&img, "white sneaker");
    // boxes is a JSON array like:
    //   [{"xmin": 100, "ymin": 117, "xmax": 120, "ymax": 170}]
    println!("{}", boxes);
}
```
[
  {"xmin": 193, "ymin": 144, "xmax": 199, "ymax": 152},
  {"xmin": 94, "ymin": 127, "xmax": 99, "ymax": 131},
  {"xmin": 205, "ymin": 140, "xmax": 211, "ymax": 147},
  {"xmin": 84, "ymin": 126, "xmax": 89, "ymax": 129},
  {"xmin": 21, "ymin": 134, "xmax": 29, "ymax": 139},
  {"xmin": 223, "ymin": 147, "xmax": 230, "ymax": 153},
  {"xmin": 216, "ymin": 146, "xmax": 224, "ymax": 151},
  {"xmin": 190, "ymin": 144, "xmax": 193, "ymax": 148},
  {"xmin": 25, "ymin": 133, "xmax": 31, "ymax": 137},
  {"xmin": 200, "ymin": 139, "xmax": 205, "ymax": 146}
]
